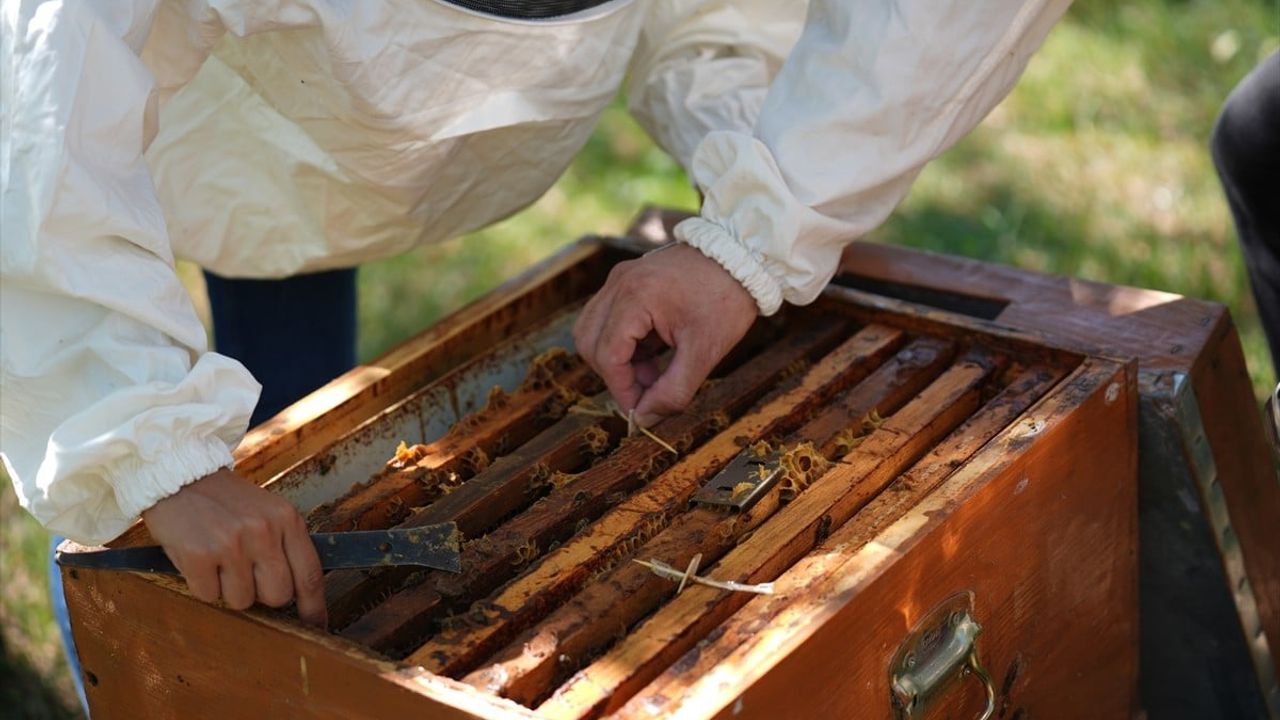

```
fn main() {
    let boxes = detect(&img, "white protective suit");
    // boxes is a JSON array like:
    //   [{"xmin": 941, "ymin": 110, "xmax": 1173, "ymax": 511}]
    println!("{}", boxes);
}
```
[{"xmin": 1, "ymin": 0, "xmax": 1070, "ymax": 544}]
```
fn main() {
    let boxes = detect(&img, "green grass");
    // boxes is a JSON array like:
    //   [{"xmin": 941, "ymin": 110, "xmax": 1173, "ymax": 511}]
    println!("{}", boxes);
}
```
[
  {"xmin": 0, "ymin": 488, "xmax": 80, "ymax": 720},
  {"xmin": 3, "ymin": 1, "xmax": 1276, "ymax": 716}
]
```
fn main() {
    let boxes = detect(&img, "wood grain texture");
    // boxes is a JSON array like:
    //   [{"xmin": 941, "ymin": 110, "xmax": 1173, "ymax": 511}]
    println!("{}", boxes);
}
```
[
  {"xmin": 540, "ymin": 350, "xmax": 1004, "ymax": 718},
  {"xmin": 407, "ymin": 325, "xmax": 908, "ymax": 676},
  {"xmin": 60, "ymin": 570, "xmax": 533, "ymax": 720},
  {"xmin": 310, "ymin": 355, "xmax": 602, "ymax": 533},
  {"xmin": 324, "ymin": 408, "xmax": 624, "ymax": 629},
  {"xmin": 339, "ymin": 320, "xmax": 851, "ymax": 653},
  {"xmin": 235, "ymin": 240, "xmax": 605, "ymax": 484},
  {"xmin": 619, "ymin": 364, "xmax": 1068, "ymax": 711},
  {"xmin": 610, "ymin": 358, "xmax": 1138, "ymax": 720},
  {"xmin": 461, "ymin": 337, "xmax": 959, "ymax": 704}
]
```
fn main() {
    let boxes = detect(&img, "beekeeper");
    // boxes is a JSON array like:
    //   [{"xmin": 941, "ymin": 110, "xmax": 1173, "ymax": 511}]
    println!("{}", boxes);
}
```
[{"xmin": 2, "ymin": 0, "xmax": 1069, "ymax": 642}]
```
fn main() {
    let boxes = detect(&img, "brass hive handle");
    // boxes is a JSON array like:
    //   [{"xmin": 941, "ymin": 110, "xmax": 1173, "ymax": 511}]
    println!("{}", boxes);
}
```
[{"xmin": 890, "ymin": 592, "xmax": 996, "ymax": 720}]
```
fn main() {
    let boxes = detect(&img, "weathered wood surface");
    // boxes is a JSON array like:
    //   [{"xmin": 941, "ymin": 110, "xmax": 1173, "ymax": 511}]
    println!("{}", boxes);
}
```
[
  {"xmin": 255, "ymin": 243, "xmax": 607, "ymax": 492},
  {"xmin": 233, "ymin": 242, "xmax": 605, "ymax": 483},
  {"xmin": 339, "ymin": 320, "xmax": 851, "ymax": 653},
  {"xmin": 407, "ymin": 325, "xmax": 909, "ymax": 675},
  {"xmin": 60, "ymin": 568, "xmax": 533, "ymax": 720},
  {"xmin": 540, "ymin": 350, "xmax": 1004, "ymax": 717},
  {"xmin": 460, "ymin": 337, "xmax": 960, "ymax": 704},
  {"xmin": 321, "ymin": 314, "xmax": 797, "ymax": 627},
  {"xmin": 615, "ymin": 364, "xmax": 1067, "ymax": 715},
  {"xmin": 325, "ymin": 406, "xmax": 625, "ymax": 628},
  {"xmin": 67, "ymin": 221, "xmax": 1170, "ymax": 720},
  {"xmin": 310, "ymin": 353, "xmax": 602, "ymax": 533},
  {"xmin": 607, "ymin": 358, "xmax": 1138, "ymax": 720}
]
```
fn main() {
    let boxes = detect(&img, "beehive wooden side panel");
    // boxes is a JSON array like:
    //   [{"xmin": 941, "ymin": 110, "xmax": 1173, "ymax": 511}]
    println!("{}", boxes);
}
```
[
  {"xmin": 638, "ymin": 359, "xmax": 1139, "ymax": 720},
  {"xmin": 62, "ymin": 569, "xmax": 536, "ymax": 720},
  {"xmin": 63, "ymin": 227, "xmax": 1147, "ymax": 720}
]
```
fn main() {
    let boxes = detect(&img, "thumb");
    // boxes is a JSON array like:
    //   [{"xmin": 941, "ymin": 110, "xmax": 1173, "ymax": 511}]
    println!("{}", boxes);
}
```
[{"xmin": 633, "ymin": 333, "xmax": 715, "ymax": 427}]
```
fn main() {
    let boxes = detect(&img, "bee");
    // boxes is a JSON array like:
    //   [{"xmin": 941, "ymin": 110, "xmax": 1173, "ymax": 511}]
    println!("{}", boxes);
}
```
[
  {"xmin": 581, "ymin": 426, "xmax": 612, "ymax": 456},
  {"xmin": 484, "ymin": 385, "xmax": 510, "ymax": 412},
  {"xmin": 462, "ymin": 447, "xmax": 491, "ymax": 474},
  {"xmin": 393, "ymin": 440, "xmax": 420, "ymax": 466},
  {"xmin": 528, "ymin": 463, "xmax": 552, "ymax": 493},
  {"xmin": 782, "ymin": 358, "xmax": 810, "ymax": 380},
  {"xmin": 510, "ymin": 539, "xmax": 539, "ymax": 566},
  {"xmin": 750, "ymin": 440, "xmax": 773, "ymax": 458}
]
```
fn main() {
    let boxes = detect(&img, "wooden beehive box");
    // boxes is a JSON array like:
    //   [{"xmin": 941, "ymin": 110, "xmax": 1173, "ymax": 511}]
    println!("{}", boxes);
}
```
[{"xmin": 63, "ymin": 230, "xmax": 1148, "ymax": 719}]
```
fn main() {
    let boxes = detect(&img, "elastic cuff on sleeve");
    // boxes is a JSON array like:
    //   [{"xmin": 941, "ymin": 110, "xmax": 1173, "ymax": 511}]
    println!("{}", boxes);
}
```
[
  {"xmin": 674, "ymin": 216, "xmax": 785, "ymax": 316},
  {"xmin": 109, "ymin": 437, "xmax": 235, "ymax": 520}
]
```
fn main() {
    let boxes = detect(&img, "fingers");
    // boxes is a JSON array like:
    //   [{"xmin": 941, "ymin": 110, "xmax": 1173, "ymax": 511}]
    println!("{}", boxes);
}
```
[
  {"xmin": 577, "ymin": 261, "xmax": 665, "ymax": 412},
  {"xmin": 634, "ymin": 332, "xmax": 717, "ymax": 427},
  {"xmin": 172, "ymin": 546, "xmax": 222, "ymax": 605},
  {"xmin": 573, "ymin": 279, "xmax": 613, "ymax": 368},
  {"xmin": 631, "ymin": 332, "xmax": 666, "ymax": 388},
  {"xmin": 215, "ymin": 519, "xmax": 260, "ymax": 611},
  {"xmin": 244, "ymin": 516, "xmax": 293, "ymax": 609},
  {"xmin": 576, "ymin": 245, "xmax": 757, "ymax": 426},
  {"xmin": 592, "ymin": 304, "xmax": 656, "ymax": 412},
  {"xmin": 219, "ymin": 559, "xmax": 255, "ymax": 611},
  {"xmin": 282, "ymin": 512, "xmax": 328, "ymax": 627},
  {"xmin": 143, "ymin": 470, "xmax": 329, "ymax": 626}
]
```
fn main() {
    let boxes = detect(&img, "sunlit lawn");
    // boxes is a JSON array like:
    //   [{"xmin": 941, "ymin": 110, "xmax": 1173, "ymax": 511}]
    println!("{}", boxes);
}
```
[{"xmin": 3, "ymin": 2, "xmax": 1275, "ymax": 716}]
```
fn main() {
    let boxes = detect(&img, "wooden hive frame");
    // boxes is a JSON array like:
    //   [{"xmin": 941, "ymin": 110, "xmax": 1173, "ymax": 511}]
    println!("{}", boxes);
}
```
[{"xmin": 61, "ymin": 207, "xmax": 1275, "ymax": 718}]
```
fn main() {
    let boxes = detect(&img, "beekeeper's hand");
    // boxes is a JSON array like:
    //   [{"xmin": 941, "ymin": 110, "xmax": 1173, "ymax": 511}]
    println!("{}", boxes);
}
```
[
  {"xmin": 575, "ymin": 244, "xmax": 757, "ymax": 427},
  {"xmin": 142, "ymin": 469, "xmax": 328, "ymax": 627}
]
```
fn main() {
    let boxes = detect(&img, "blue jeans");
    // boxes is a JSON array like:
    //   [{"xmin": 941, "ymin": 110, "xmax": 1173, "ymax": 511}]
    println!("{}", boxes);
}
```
[
  {"xmin": 51, "ymin": 267, "xmax": 358, "ymax": 714},
  {"xmin": 49, "ymin": 536, "xmax": 89, "ymax": 717}
]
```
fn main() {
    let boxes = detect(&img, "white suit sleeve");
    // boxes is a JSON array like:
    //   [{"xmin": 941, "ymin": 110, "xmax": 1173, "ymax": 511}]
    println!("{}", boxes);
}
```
[
  {"xmin": 674, "ymin": 0, "xmax": 1072, "ymax": 315},
  {"xmin": 0, "ymin": 0, "xmax": 261, "ymax": 544},
  {"xmin": 627, "ymin": 0, "xmax": 808, "ymax": 172}
]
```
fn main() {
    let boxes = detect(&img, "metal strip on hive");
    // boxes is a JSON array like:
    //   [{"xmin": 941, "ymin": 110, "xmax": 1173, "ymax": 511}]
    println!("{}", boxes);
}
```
[
  {"xmin": 1139, "ymin": 369, "xmax": 1279, "ymax": 719},
  {"xmin": 690, "ymin": 449, "xmax": 786, "ymax": 511}
]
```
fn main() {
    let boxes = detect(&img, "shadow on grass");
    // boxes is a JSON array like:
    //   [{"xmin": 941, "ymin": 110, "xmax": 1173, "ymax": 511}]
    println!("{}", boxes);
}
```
[{"xmin": 0, "ymin": 633, "xmax": 79, "ymax": 720}]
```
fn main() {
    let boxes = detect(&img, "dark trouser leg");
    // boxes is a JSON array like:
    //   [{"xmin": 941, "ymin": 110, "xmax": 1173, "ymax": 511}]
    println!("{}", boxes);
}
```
[
  {"xmin": 1211, "ymin": 51, "xmax": 1280, "ymax": 380},
  {"xmin": 203, "ymin": 267, "xmax": 358, "ymax": 427}
]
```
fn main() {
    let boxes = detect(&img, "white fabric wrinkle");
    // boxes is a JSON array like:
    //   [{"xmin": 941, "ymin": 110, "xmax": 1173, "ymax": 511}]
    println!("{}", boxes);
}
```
[
  {"xmin": 681, "ymin": 0, "xmax": 1071, "ymax": 312},
  {"xmin": 1, "ymin": 0, "xmax": 822, "ymax": 543}
]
